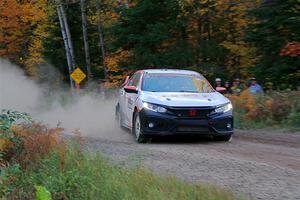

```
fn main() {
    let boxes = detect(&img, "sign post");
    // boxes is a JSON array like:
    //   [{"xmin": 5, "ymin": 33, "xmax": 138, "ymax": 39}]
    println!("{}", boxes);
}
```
[{"xmin": 70, "ymin": 68, "xmax": 86, "ymax": 94}]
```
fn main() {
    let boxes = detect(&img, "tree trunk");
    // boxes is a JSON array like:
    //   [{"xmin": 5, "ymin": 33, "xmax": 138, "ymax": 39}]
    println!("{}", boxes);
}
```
[
  {"xmin": 57, "ymin": 5, "xmax": 74, "ymax": 90},
  {"xmin": 59, "ymin": 4, "xmax": 77, "ymax": 71},
  {"xmin": 206, "ymin": 0, "xmax": 211, "ymax": 40},
  {"xmin": 80, "ymin": 0, "xmax": 92, "ymax": 82},
  {"xmin": 96, "ymin": 2, "xmax": 108, "ymax": 80}
]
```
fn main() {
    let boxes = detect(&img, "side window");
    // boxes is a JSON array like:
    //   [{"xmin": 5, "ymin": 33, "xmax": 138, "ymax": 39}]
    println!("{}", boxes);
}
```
[
  {"xmin": 128, "ymin": 74, "xmax": 136, "ymax": 86},
  {"xmin": 128, "ymin": 73, "xmax": 141, "ymax": 87},
  {"xmin": 133, "ymin": 73, "xmax": 141, "ymax": 87}
]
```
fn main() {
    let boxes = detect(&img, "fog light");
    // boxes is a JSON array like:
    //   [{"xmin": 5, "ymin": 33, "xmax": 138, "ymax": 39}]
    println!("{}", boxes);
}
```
[
  {"xmin": 227, "ymin": 123, "xmax": 232, "ymax": 129},
  {"xmin": 149, "ymin": 122, "xmax": 154, "ymax": 128}
]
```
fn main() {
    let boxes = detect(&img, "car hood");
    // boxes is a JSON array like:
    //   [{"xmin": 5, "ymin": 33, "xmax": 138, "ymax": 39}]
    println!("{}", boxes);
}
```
[{"xmin": 141, "ymin": 91, "xmax": 229, "ymax": 107}]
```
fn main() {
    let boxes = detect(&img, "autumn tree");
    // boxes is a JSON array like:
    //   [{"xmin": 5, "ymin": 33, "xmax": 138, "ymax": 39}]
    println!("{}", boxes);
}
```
[
  {"xmin": 110, "ymin": 0, "xmax": 261, "ymax": 81},
  {"xmin": 0, "ymin": 0, "xmax": 27, "ymax": 65},
  {"xmin": 216, "ymin": 0, "xmax": 259, "ymax": 78},
  {"xmin": 80, "ymin": 0, "xmax": 92, "ymax": 82},
  {"xmin": 2, "ymin": 0, "xmax": 298, "ymax": 89},
  {"xmin": 0, "ymin": 0, "xmax": 50, "ymax": 76},
  {"xmin": 247, "ymin": 0, "xmax": 300, "ymax": 89}
]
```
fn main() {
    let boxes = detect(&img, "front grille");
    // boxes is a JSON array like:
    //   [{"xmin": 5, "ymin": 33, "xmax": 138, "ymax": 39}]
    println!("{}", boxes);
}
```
[
  {"xmin": 168, "ymin": 107, "xmax": 213, "ymax": 119},
  {"xmin": 177, "ymin": 126, "xmax": 209, "ymax": 132}
]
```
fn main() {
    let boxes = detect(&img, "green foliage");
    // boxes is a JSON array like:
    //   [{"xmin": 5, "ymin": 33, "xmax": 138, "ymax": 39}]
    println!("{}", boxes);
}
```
[
  {"xmin": 111, "ymin": 0, "xmax": 191, "ymax": 69},
  {"xmin": 0, "ymin": 164, "xmax": 22, "ymax": 196},
  {"xmin": 283, "ymin": 108, "xmax": 300, "ymax": 130},
  {"xmin": 0, "ymin": 110, "xmax": 32, "ymax": 131},
  {"xmin": 246, "ymin": 0, "xmax": 300, "ymax": 89},
  {"xmin": 2, "ymin": 143, "xmax": 239, "ymax": 200},
  {"xmin": 109, "ymin": 0, "xmax": 255, "ymax": 82},
  {"xmin": 35, "ymin": 186, "xmax": 52, "ymax": 200}
]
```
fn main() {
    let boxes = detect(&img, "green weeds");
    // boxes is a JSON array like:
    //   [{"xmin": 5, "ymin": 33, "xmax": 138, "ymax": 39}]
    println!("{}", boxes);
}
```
[{"xmin": 1, "ymin": 143, "xmax": 238, "ymax": 200}]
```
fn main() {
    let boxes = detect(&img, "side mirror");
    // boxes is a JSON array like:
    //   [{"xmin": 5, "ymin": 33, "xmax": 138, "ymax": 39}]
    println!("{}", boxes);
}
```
[{"xmin": 124, "ymin": 85, "xmax": 138, "ymax": 93}]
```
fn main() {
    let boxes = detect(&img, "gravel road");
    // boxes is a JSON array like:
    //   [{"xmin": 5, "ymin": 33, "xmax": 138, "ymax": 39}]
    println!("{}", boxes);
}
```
[{"xmin": 86, "ymin": 128, "xmax": 300, "ymax": 200}]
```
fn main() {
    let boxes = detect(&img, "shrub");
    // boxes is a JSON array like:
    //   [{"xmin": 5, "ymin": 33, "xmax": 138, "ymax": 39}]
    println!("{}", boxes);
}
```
[
  {"xmin": 10, "ymin": 123, "xmax": 63, "ymax": 168},
  {"xmin": 228, "ymin": 91, "xmax": 300, "ymax": 130},
  {"xmin": 0, "ymin": 110, "xmax": 63, "ymax": 168},
  {"xmin": 1, "ymin": 110, "xmax": 32, "ymax": 167},
  {"xmin": 0, "ymin": 110, "xmax": 32, "ymax": 131}
]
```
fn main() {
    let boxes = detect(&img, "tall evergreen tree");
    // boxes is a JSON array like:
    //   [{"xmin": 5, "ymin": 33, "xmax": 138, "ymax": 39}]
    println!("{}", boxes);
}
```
[
  {"xmin": 111, "ymin": 0, "xmax": 193, "ymax": 69},
  {"xmin": 247, "ymin": 0, "xmax": 300, "ymax": 89}
]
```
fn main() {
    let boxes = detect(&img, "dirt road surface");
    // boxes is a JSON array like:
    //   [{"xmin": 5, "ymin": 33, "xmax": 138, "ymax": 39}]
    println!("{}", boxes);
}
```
[{"xmin": 86, "ymin": 128, "xmax": 300, "ymax": 200}]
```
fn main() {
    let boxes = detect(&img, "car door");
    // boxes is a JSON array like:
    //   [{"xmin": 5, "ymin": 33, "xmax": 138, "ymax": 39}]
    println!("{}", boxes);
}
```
[
  {"xmin": 124, "ymin": 72, "xmax": 142, "ymax": 127},
  {"xmin": 118, "ymin": 77, "xmax": 129, "ymax": 126}
]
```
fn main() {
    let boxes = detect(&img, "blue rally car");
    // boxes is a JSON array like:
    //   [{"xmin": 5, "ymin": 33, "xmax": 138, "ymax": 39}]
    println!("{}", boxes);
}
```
[{"xmin": 115, "ymin": 69, "xmax": 233, "ymax": 143}]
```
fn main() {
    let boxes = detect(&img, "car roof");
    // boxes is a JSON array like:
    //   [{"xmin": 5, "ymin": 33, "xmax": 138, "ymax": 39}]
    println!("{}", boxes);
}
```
[{"xmin": 142, "ymin": 69, "xmax": 201, "ymax": 76}]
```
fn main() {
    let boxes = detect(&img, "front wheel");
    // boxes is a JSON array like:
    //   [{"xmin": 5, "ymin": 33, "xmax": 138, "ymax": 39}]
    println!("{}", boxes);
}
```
[
  {"xmin": 214, "ymin": 135, "xmax": 232, "ymax": 142},
  {"xmin": 132, "ymin": 112, "xmax": 147, "ymax": 143}
]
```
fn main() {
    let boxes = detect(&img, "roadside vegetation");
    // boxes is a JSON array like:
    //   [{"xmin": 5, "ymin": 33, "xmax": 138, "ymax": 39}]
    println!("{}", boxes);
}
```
[
  {"xmin": 0, "ymin": 110, "xmax": 239, "ymax": 200},
  {"xmin": 1, "ymin": 0, "xmax": 299, "ymax": 198},
  {"xmin": 228, "ymin": 91, "xmax": 300, "ymax": 131}
]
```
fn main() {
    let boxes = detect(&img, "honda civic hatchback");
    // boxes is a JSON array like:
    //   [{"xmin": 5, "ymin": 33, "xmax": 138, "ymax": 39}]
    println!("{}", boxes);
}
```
[{"xmin": 115, "ymin": 69, "xmax": 233, "ymax": 143}]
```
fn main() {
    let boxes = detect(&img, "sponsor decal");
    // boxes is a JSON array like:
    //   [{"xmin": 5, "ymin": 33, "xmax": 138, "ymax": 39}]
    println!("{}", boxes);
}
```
[
  {"xmin": 161, "ymin": 94, "xmax": 199, "ymax": 97},
  {"xmin": 127, "ymin": 97, "xmax": 133, "ymax": 109}
]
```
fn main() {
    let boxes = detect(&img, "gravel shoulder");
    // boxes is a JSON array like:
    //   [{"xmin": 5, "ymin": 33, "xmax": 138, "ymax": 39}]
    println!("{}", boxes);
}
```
[{"xmin": 86, "ymin": 129, "xmax": 300, "ymax": 200}]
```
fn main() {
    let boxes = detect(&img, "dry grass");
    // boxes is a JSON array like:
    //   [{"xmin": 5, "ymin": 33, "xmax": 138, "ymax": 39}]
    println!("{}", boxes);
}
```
[{"xmin": 2, "ymin": 123, "xmax": 64, "ymax": 168}]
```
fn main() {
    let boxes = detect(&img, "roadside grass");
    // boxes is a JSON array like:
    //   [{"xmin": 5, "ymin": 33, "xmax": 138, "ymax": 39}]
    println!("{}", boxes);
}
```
[
  {"xmin": 1, "ymin": 110, "xmax": 241, "ymax": 200},
  {"xmin": 1, "ymin": 142, "xmax": 240, "ymax": 200},
  {"xmin": 234, "ymin": 110, "xmax": 300, "ymax": 132}
]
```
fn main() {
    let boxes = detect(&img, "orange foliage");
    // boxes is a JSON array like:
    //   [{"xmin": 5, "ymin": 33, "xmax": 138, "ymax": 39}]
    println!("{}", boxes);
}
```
[
  {"xmin": 181, "ymin": 0, "xmax": 260, "ymax": 77},
  {"xmin": 0, "ymin": 0, "xmax": 50, "ymax": 76},
  {"xmin": 0, "ymin": 0, "xmax": 29, "ymax": 63},
  {"xmin": 228, "ymin": 90, "xmax": 259, "ymax": 120},
  {"xmin": 104, "ymin": 48, "xmax": 131, "ymax": 88},
  {"xmin": 228, "ymin": 91, "xmax": 300, "ymax": 123},
  {"xmin": 280, "ymin": 42, "xmax": 300, "ymax": 57},
  {"xmin": 3, "ymin": 123, "xmax": 64, "ymax": 168}
]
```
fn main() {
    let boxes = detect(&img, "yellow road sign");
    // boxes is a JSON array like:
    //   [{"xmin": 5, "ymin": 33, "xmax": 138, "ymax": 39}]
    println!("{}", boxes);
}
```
[{"xmin": 70, "ymin": 68, "xmax": 86, "ymax": 85}]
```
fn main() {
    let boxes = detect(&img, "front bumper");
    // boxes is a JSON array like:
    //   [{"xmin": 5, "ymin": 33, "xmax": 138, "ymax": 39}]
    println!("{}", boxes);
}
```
[{"xmin": 139, "ymin": 108, "xmax": 233, "ymax": 136}]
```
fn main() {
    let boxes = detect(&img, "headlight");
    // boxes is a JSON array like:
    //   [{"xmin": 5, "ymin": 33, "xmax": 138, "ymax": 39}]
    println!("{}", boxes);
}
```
[
  {"xmin": 143, "ymin": 102, "xmax": 167, "ymax": 113},
  {"xmin": 214, "ymin": 103, "xmax": 233, "ymax": 113}
]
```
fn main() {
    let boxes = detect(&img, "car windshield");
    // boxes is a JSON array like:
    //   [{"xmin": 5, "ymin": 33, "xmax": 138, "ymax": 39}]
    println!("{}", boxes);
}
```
[{"xmin": 142, "ymin": 73, "xmax": 214, "ymax": 93}]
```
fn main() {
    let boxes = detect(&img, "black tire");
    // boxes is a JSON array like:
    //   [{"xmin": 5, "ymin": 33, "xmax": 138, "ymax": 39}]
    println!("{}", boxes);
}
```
[
  {"xmin": 214, "ymin": 135, "xmax": 232, "ymax": 142},
  {"xmin": 132, "ymin": 112, "xmax": 147, "ymax": 143}
]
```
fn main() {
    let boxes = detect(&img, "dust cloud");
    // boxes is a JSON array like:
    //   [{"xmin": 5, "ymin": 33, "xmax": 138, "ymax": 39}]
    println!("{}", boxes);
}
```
[{"xmin": 0, "ymin": 59, "xmax": 128, "ymax": 140}]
